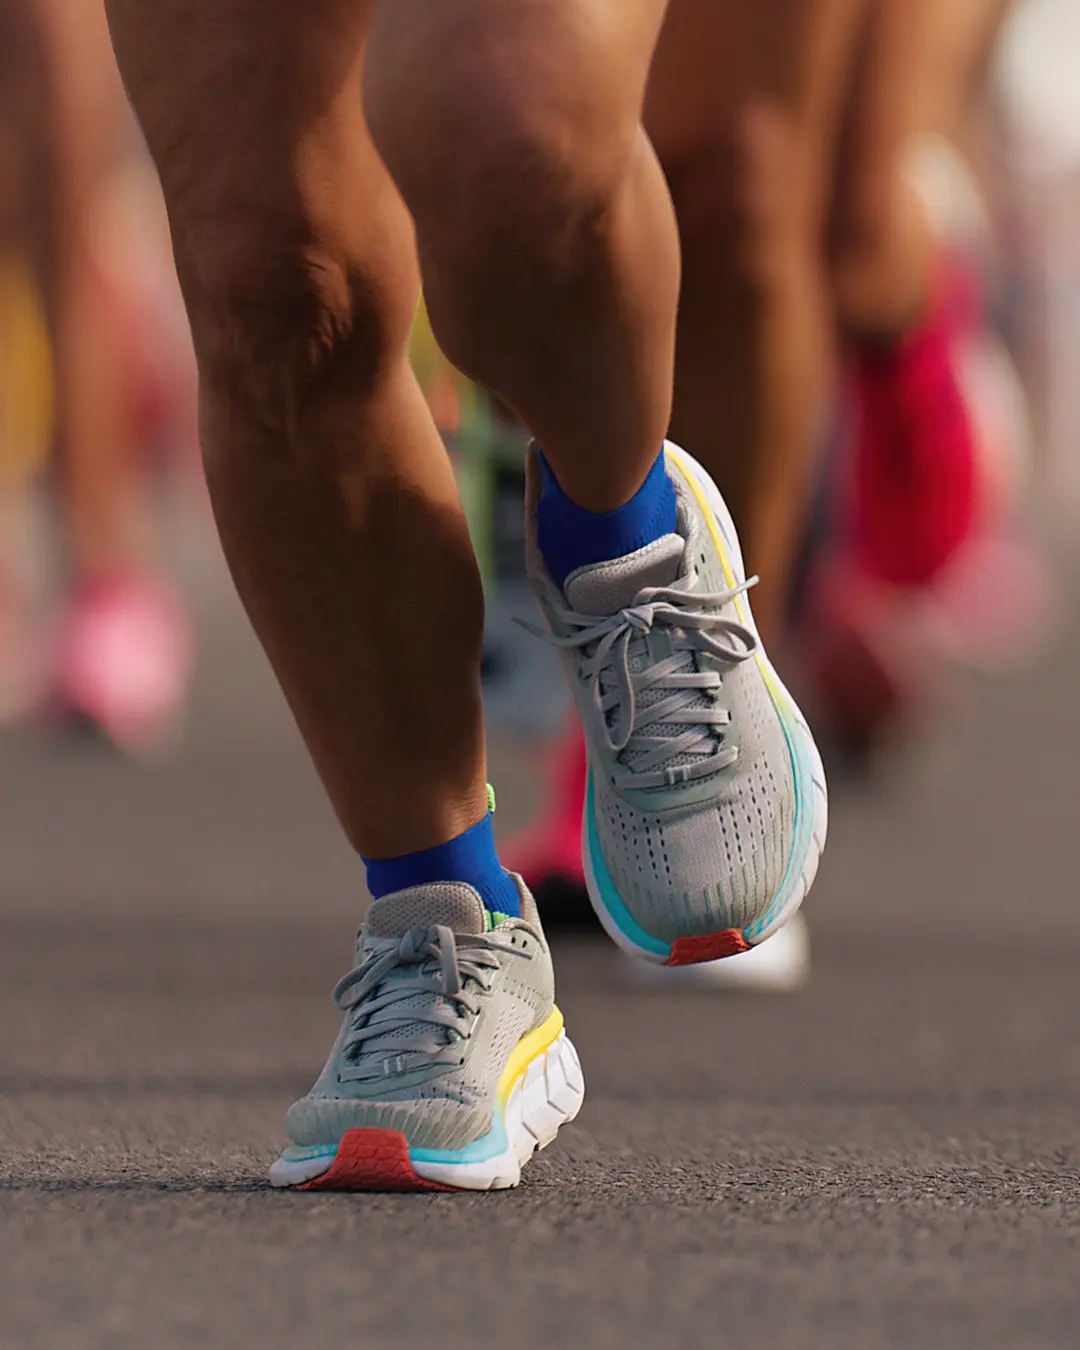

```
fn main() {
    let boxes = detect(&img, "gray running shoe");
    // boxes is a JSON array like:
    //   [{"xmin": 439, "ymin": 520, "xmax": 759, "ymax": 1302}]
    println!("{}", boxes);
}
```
[
  {"xmin": 525, "ymin": 442, "xmax": 828, "ymax": 967},
  {"xmin": 269, "ymin": 877, "xmax": 583, "ymax": 1192}
]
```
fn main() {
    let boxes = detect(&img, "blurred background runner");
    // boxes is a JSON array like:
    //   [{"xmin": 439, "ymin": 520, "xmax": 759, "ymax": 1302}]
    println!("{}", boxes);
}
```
[
  {"xmin": 0, "ymin": 0, "xmax": 195, "ymax": 754},
  {"xmin": 0, "ymin": 0, "xmax": 1075, "ymax": 842}
]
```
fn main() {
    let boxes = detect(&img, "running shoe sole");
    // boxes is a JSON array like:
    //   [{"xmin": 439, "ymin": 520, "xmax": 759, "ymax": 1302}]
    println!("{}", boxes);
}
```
[
  {"xmin": 268, "ymin": 1011, "xmax": 584, "ymax": 1193},
  {"xmin": 582, "ymin": 446, "xmax": 829, "ymax": 967}
]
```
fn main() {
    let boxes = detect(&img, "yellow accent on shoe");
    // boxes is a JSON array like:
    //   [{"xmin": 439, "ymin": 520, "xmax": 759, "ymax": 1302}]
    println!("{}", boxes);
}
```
[
  {"xmin": 496, "ymin": 1007, "xmax": 564, "ymax": 1108},
  {"xmin": 665, "ymin": 445, "xmax": 797, "ymax": 721}
]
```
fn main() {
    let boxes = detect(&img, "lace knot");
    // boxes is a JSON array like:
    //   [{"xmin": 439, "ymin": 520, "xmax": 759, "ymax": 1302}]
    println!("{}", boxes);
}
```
[
  {"xmin": 521, "ymin": 569, "xmax": 761, "ymax": 790},
  {"xmin": 330, "ymin": 922, "xmax": 531, "ymax": 1083}
]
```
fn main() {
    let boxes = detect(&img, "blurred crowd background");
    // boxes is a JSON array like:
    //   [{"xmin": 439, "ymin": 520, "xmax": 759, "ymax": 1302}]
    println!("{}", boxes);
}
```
[{"xmin": 0, "ymin": 0, "xmax": 1079, "ymax": 809}]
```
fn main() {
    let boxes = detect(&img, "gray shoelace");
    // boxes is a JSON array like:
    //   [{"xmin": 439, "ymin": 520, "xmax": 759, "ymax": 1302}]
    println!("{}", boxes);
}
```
[
  {"xmin": 525, "ymin": 569, "xmax": 758, "ymax": 790},
  {"xmin": 332, "ymin": 925, "xmax": 531, "ymax": 1083}
]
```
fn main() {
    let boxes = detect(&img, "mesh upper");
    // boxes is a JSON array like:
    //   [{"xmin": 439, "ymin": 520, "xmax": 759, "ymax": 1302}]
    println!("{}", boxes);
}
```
[
  {"xmin": 366, "ymin": 883, "xmax": 488, "ymax": 938},
  {"xmin": 566, "ymin": 524, "xmax": 724, "ymax": 774},
  {"xmin": 590, "ymin": 655, "xmax": 796, "ymax": 939},
  {"xmin": 527, "ymin": 450, "xmax": 799, "ymax": 941},
  {"xmin": 284, "ymin": 879, "xmax": 554, "ymax": 1152}
]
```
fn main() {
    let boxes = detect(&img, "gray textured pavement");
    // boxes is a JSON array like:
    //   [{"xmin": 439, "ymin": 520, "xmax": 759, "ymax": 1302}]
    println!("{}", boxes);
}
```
[{"xmin": 2, "ymin": 562, "xmax": 1080, "ymax": 1350}]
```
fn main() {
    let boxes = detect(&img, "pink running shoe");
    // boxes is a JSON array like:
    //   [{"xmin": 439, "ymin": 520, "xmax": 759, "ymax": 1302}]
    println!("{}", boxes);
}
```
[
  {"xmin": 503, "ymin": 717, "xmax": 588, "ymax": 913},
  {"xmin": 51, "ymin": 571, "xmax": 193, "ymax": 756},
  {"xmin": 802, "ymin": 258, "xmax": 1054, "ymax": 755},
  {"xmin": 846, "ymin": 264, "xmax": 983, "ymax": 590}
]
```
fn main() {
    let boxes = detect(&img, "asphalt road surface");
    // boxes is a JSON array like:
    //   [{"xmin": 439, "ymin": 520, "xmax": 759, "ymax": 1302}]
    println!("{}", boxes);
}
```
[{"xmin": 3, "ymin": 557, "xmax": 1080, "ymax": 1350}]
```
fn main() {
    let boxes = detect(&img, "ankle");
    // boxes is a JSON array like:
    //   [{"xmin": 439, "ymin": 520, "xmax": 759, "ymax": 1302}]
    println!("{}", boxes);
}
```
[
  {"xmin": 537, "ymin": 447, "xmax": 677, "ymax": 589},
  {"xmin": 363, "ymin": 811, "xmax": 520, "ymax": 918}
]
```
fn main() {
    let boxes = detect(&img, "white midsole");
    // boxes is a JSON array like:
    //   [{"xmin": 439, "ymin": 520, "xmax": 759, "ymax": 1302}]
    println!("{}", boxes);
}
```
[
  {"xmin": 414, "ymin": 1031, "xmax": 584, "ymax": 1190},
  {"xmin": 269, "ymin": 1031, "xmax": 585, "ymax": 1193},
  {"xmin": 582, "ymin": 445, "xmax": 829, "ymax": 963}
]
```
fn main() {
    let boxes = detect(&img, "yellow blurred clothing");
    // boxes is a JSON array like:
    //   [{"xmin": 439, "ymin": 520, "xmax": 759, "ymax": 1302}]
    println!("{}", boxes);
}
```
[
  {"xmin": 409, "ymin": 300, "xmax": 476, "ymax": 437},
  {"xmin": 0, "ymin": 253, "xmax": 53, "ymax": 487}
]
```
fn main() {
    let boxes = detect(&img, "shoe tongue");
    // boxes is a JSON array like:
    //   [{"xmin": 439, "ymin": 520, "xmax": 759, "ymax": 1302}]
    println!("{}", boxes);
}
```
[
  {"xmin": 565, "ymin": 533, "xmax": 685, "ymax": 614},
  {"xmin": 366, "ymin": 882, "xmax": 488, "ymax": 939}
]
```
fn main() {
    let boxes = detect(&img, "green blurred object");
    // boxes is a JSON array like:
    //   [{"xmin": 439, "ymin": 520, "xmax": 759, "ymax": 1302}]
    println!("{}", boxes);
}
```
[{"xmin": 409, "ymin": 300, "xmax": 527, "ymax": 589}]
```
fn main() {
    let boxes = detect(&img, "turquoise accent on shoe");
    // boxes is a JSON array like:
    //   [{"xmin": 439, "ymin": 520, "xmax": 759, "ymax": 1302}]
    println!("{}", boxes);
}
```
[
  {"xmin": 410, "ymin": 1112, "xmax": 509, "ymax": 1166},
  {"xmin": 742, "ymin": 687, "xmax": 815, "ymax": 943},
  {"xmin": 279, "ymin": 1143, "xmax": 337, "ymax": 1163},
  {"xmin": 586, "ymin": 691, "xmax": 817, "ymax": 952},
  {"xmin": 584, "ymin": 774, "xmax": 671, "ymax": 960},
  {"xmin": 276, "ymin": 1114, "xmax": 511, "ymax": 1175}
]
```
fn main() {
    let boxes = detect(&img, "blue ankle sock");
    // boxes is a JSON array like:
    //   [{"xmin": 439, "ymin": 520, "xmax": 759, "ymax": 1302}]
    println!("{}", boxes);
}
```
[
  {"xmin": 363, "ymin": 813, "xmax": 520, "ymax": 918},
  {"xmin": 537, "ymin": 448, "xmax": 677, "ymax": 590}
]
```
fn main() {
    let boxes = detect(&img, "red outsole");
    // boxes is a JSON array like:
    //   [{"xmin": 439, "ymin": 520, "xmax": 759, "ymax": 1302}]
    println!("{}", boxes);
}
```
[
  {"xmin": 296, "ymin": 1127, "xmax": 453, "ymax": 1193},
  {"xmin": 665, "ymin": 929, "xmax": 751, "ymax": 966}
]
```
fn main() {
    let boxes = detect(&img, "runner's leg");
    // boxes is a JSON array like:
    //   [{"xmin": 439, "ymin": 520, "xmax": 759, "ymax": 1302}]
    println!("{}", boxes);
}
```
[
  {"xmin": 364, "ymin": 0, "xmax": 675, "ymax": 514},
  {"xmin": 105, "ymin": 0, "xmax": 487, "ymax": 858},
  {"xmin": 39, "ymin": 0, "xmax": 141, "ymax": 578},
  {"xmin": 900, "ymin": 0, "xmax": 1013, "ymax": 172},
  {"xmin": 507, "ymin": 0, "xmax": 863, "ymax": 907},
  {"xmin": 646, "ymin": 0, "xmax": 864, "ymax": 638},
  {"xmin": 829, "ymin": 0, "xmax": 939, "ymax": 339},
  {"xmin": 802, "ymin": 0, "xmax": 1018, "ymax": 750}
]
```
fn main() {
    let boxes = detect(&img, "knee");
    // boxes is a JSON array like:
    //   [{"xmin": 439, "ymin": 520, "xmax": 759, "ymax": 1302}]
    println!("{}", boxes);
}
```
[
  {"xmin": 831, "ymin": 180, "xmax": 891, "ymax": 280},
  {"xmin": 171, "ymin": 201, "xmax": 417, "ymax": 440},
  {"xmin": 664, "ymin": 105, "xmax": 816, "ymax": 301},
  {"xmin": 828, "ymin": 160, "xmax": 930, "ymax": 333},
  {"xmin": 366, "ymin": 44, "xmax": 636, "ymax": 275},
  {"xmin": 367, "ymin": 59, "xmax": 639, "ymax": 383},
  {"xmin": 828, "ymin": 146, "xmax": 911, "ymax": 289}
]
